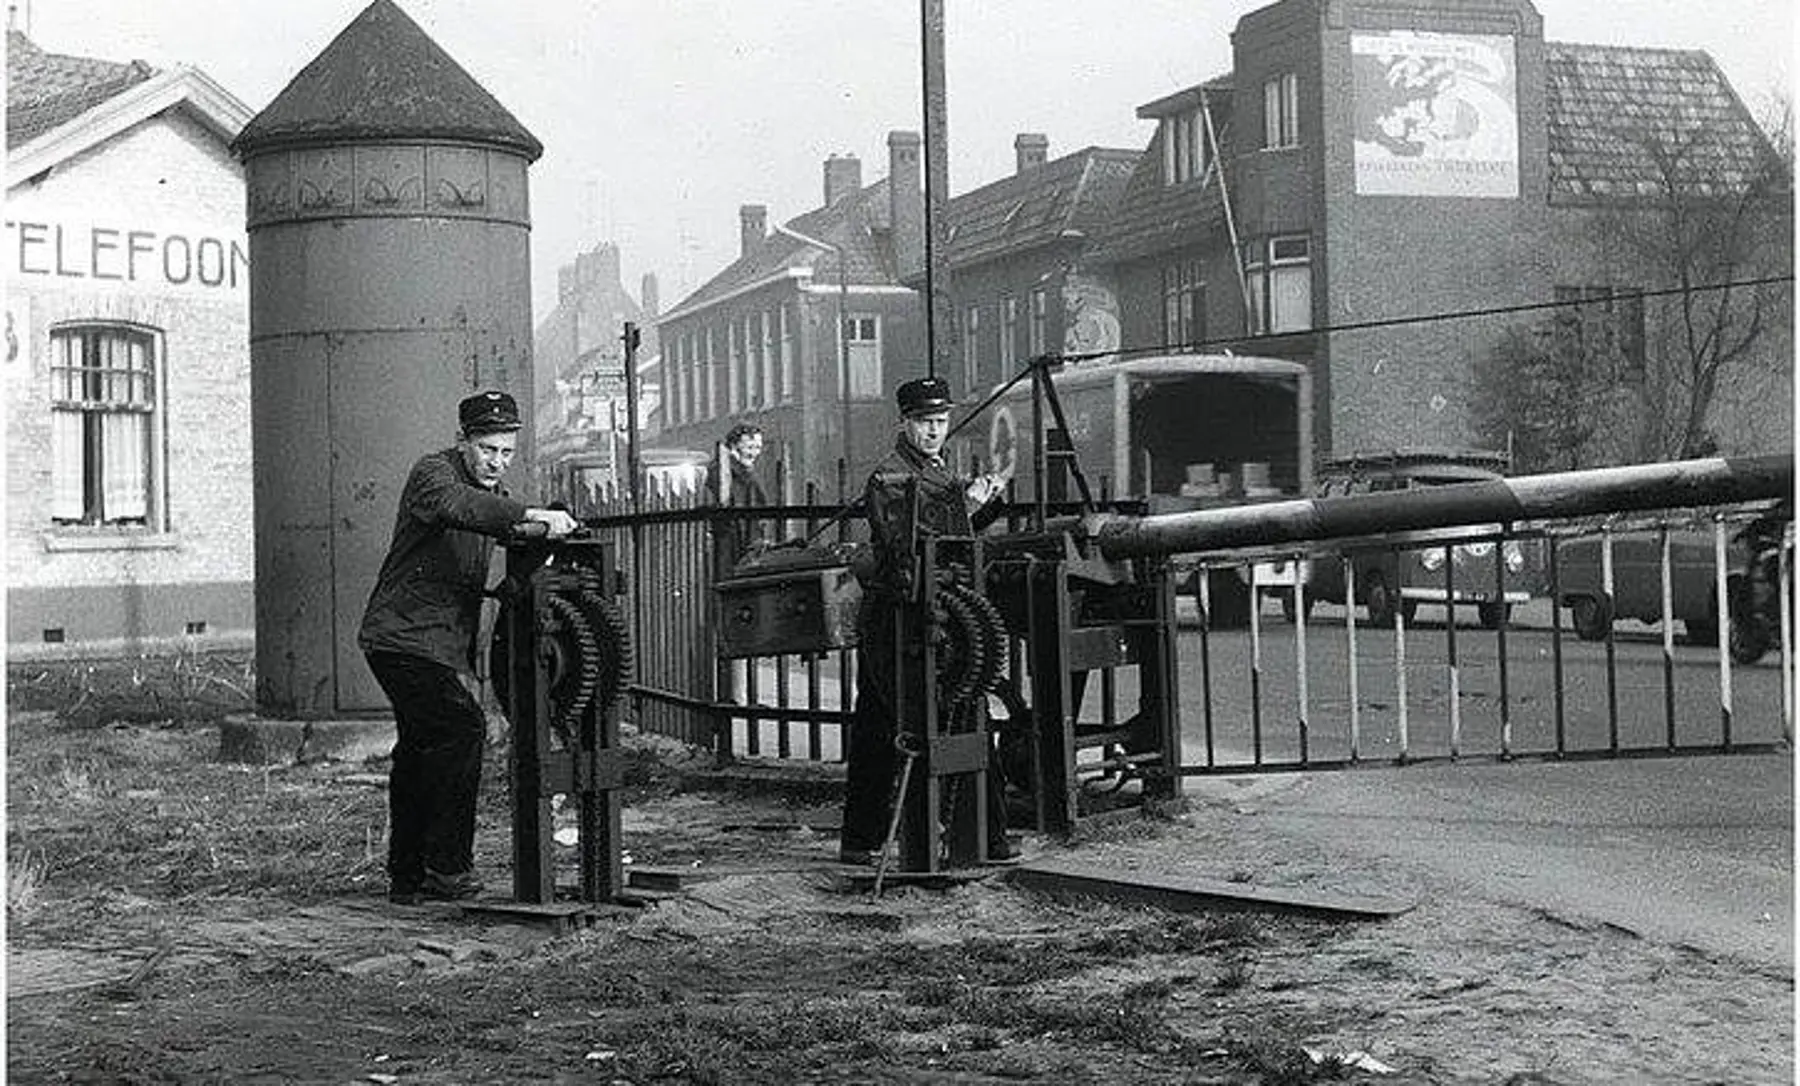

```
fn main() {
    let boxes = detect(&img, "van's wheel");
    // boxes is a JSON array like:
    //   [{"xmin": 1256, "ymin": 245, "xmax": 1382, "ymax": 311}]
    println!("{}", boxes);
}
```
[
  {"xmin": 1478, "ymin": 602, "xmax": 1512, "ymax": 630},
  {"xmin": 1569, "ymin": 594, "xmax": 1613, "ymax": 641}
]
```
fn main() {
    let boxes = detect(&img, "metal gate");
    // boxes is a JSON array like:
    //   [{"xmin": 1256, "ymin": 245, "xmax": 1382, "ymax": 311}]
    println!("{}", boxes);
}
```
[{"xmin": 569, "ymin": 458, "xmax": 1792, "ymax": 779}]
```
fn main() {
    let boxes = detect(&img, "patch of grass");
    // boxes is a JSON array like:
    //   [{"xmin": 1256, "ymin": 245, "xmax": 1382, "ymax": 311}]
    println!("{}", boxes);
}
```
[
  {"xmin": 9, "ymin": 649, "xmax": 254, "ymax": 728},
  {"xmin": 1228, "ymin": 1032, "xmax": 1351, "ymax": 1084},
  {"xmin": 8, "ymin": 850, "xmax": 47, "ymax": 925}
]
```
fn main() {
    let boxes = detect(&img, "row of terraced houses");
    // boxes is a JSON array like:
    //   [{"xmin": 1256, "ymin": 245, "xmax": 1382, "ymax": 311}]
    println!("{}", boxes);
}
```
[
  {"xmin": 6, "ymin": 0, "xmax": 1792, "ymax": 656},
  {"xmin": 625, "ymin": 0, "xmax": 1791, "ymax": 506}
]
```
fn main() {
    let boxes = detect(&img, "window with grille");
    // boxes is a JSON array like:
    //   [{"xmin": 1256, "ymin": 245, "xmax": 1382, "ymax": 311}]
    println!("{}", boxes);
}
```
[
  {"xmin": 999, "ymin": 296, "xmax": 1018, "ymax": 368},
  {"xmin": 1162, "ymin": 261, "xmax": 1205, "ymax": 349},
  {"xmin": 705, "ymin": 329, "xmax": 718, "ymax": 419},
  {"xmin": 727, "ymin": 320, "xmax": 743, "ymax": 413},
  {"xmin": 778, "ymin": 305, "xmax": 795, "ymax": 401},
  {"xmin": 845, "ymin": 315, "xmax": 882, "ymax": 399},
  {"xmin": 1243, "ymin": 235, "xmax": 1312, "ymax": 335},
  {"xmin": 1263, "ymin": 72, "xmax": 1299, "ymax": 149},
  {"xmin": 962, "ymin": 304, "xmax": 982, "ymax": 394},
  {"xmin": 1160, "ymin": 109, "xmax": 1205, "ymax": 185},
  {"xmin": 1028, "ymin": 289, "xmax": 1047, "ymax": 357},
  {"xmin": 51, "ymin": 323, "xmax": 161, "ymax": 528}
]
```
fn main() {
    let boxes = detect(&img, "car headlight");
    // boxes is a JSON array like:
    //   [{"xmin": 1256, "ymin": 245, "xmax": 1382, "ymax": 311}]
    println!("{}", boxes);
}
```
[
  {"xmin": 1419, "ymin": 547, "xmax": 1445, "ymax": 572},
  {"xmin": 1504, "ymin": 541, "xmax": 1526, "ymax": 572}
]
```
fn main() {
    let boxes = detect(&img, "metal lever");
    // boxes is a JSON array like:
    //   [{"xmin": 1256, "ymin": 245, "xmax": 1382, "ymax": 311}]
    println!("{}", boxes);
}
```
[{"xmin": 871, "ymin": 730, "xmax": 926, "ymax": 897}]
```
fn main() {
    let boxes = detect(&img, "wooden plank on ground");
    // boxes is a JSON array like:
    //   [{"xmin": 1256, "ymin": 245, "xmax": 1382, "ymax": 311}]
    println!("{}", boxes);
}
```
[{"xmin": 1006, "ymin": 858, "xmax": 1413, "ymax": 920}]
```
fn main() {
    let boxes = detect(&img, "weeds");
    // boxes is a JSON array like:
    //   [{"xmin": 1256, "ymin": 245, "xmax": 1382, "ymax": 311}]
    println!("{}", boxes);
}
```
[
  {"xmin": 9, "ymin": 649, "xmax": 254, "ymax": 728},
  {"xmin": 8, "ymin": 850, "xmax": 47, "ymax": 924}
]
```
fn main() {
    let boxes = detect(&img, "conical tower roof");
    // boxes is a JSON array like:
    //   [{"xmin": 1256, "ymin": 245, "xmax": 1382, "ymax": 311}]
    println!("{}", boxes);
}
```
[{"xmin": 233, "ymin": 0, "xmax": 540, "ymax": 160}]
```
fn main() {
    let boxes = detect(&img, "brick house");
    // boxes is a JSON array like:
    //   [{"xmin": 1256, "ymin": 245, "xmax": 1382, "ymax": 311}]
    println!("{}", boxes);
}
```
[
  {"xmin": 1100, "ymin": 0, "xmax": 1792, "ymax": 464},
  {"xmin": 5, "ymin": 31, "xmax": 255, "ymax": 656},
  {"xmin": 921, "ymin": 135, "xmax": 1141, "ymax": 412},
  {"xmin": 652, "ymin": 132, "xmax": 930, "ymax": 492}
]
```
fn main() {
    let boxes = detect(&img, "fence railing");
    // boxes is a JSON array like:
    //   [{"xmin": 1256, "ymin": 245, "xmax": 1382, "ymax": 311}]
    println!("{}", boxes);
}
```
[{"xmin": 571, "ymin": 460, "xmax": 1792, "ymax": 776}]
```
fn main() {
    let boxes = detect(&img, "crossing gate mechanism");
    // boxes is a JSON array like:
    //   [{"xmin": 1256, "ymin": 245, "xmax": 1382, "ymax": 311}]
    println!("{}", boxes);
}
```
[{"xmin": 491, "ymin": 529, "xmax": 634, "ymax": 907}]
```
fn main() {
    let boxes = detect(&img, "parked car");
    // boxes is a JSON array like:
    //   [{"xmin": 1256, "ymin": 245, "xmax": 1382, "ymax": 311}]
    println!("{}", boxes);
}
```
[
  {"xmin": 1556, "ymin": 515, "xmax": 1781, "ymax": 652},
  {"xmin": 1301, "ymin": 449, "xmax": 1544, "ymax": 628}
]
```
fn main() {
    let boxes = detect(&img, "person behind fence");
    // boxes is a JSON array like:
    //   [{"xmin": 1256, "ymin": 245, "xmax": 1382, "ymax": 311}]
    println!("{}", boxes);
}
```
[
  {"xmin": 358, "ymin": 390, "xmax": 578, "ymax": 906},
  {"xmin": 839, "ymin": 375, "xmax": 1015, "ymax": 866},
  {"xmin": 705, "ymin": 421, "xmax": 771, "ymax": 567}
]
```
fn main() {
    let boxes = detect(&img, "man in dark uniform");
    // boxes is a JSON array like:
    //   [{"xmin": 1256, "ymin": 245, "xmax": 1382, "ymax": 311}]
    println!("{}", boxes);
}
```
[
  {"xmin": 359, "ymin": 390, "xmax": 578, "ymax": 905},
  {"xmin": 839, "ymin": 376, "xmax": 1012, "ymax": 866},
  {"xmin": 704, "ymin": 421, "xmax": 771, "ymax": 568}
]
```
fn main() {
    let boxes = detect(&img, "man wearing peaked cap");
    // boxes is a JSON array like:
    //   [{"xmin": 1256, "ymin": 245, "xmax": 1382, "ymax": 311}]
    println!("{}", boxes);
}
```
[
  {"xmin": 359, "ymin": 389, "xmax": 575, "ymax": 907},
  {"xmin": 895, "ymin": 375, "xmax": 954, "ymax": 419},
  {"xmin": 458, "ymin": 389, "xmax": 522, "ymax": 435},
  {"xmin": 838, "ymin": 374, "xmax": 1017, "ymax": 868}
]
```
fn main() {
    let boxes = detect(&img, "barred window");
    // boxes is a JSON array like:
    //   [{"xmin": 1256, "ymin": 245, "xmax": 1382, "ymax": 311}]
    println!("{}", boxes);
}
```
[
  {"xmin": 1263, "ymin": 72, "xmax": 1300, "ymax": 149},
  {"xmin": 1162, "ymin": 261, "xmax": 1205, "ymax": 349},
  {"xmin": 1243, "ymin": 235, "xmax": 1312, "ymax": 335},
  {"xmin": 51, "ymin": 323, "xmax": 161, "ymax": 527}
]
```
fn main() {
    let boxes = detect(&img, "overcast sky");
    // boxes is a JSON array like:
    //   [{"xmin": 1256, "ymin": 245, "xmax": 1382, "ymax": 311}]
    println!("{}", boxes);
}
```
[{"xmin": 18, "ymin": 1, "xmax": 1795, "ymax": 322}]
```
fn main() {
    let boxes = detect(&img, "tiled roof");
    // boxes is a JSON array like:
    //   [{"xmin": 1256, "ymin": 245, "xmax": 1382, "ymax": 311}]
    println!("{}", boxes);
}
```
[
  {"xmin": 1097, "ymin": 87, "xmax": 1233, "ymax": 265},
  {"xmin": 6, "ymin": 30, "xmax": 156, "ymax": 149},
  {"xmin": 1546, "ymin": 42, "xmax": 1779, "ymax": 199},
  {"xmin": 668, "ymin": 177, "xmax": 896, "ymax": 316},
  {"xmin": 233, "ymin": 0, "xmax": 541, "ymax": 159},
  {"xmin": 940, "ymin": 147, "xmax": 1140, "ymax": 268}
]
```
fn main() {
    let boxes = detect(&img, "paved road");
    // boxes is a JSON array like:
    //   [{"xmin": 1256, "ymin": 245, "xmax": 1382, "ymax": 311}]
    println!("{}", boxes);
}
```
[
  {"xmin": 1170, "ymin": 598, "xmax": 1790, "ymax": 768},
  {"xmin": 1187, "ymin": 753, "xmax": 1794, "ymax": 973},
  {"xmin": 1167, "ymin": 598, "xmax": 1793, "ymax": 974}
]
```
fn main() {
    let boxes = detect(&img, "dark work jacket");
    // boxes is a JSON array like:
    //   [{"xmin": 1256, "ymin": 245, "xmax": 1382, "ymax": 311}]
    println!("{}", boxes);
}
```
[
  {"xmin": 861, "ymin": 436, "xmax": 994, "ymax": 607},
  {"xmin": 358, "ymin": 447, "xmax": 527, "ymax": 671},
  {"xmin": 705, "ymin": 456, "xmax": 770, "ymax": 565}
]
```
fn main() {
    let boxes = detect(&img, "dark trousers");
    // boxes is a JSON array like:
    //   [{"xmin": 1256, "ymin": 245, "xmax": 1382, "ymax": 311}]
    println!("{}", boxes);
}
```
[{"xmin": 365, "ymin": 651, "xmax": 486, "ymax": 886}]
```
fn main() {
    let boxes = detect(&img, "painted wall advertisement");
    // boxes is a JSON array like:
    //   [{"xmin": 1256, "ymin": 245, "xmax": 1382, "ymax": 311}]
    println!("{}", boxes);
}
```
[{"xmin": 1351, "ymin": 31, "xmax": 1519, "ymax": 198}]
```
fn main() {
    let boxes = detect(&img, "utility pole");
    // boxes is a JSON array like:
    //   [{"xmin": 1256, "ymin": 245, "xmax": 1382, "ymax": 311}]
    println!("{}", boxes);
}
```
[{"xmin": 920, "ymin": 0, "xmax": 955, "ymax": 381}]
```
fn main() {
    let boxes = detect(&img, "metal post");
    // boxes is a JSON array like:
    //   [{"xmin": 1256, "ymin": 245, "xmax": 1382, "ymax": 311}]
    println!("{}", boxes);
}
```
[
  {"xmin": 1248, "ymin": 562, "xmax": 1263, "ymax": 764},
  {"xmin": 1783, "ymin": 522, "xmax": 1794, "ymax": 744},
  {"xmin": 1602, "ymin": 525, "xmax": 1619, "ymax": 752},
  {"xmin": 1445, "ymin": 544, "xmax": 1460, "ymax": 759},
  {"xmin": 1715, "ymin": 514, "xmax": 1733, "ymax": 747},
  {"xmin": 1548, "ymin": 538, "xmax": 1567, "ymax": 755},
  {"xmin": 1394, "ymin": 563, "xmax": 1409, "ymax": 762},
  {"xmin": 1660, "ymin": 522, "xmax": 1676, "ymax": 749},
  {"xmin": 919, "ymin": 0, "xmax": 953, "ymax": 380},
  {"xmin": 1197, "ymin": 568, "xmax": 1216, "ymax": 768},
  {"xmin": 1345, "ymin": 558, "xmax": 1360, "ymax": 762},
  {"xmin": 1293, "ymin": 553, "xmax": 1309, "ymax": 764},
  {"xmin": 623, "ymin": 322, "xmax": 644, "ymax": 733},
  {"xmin": 1495, "ymin": 530, "xmax": 1511, "ymax": 758}
]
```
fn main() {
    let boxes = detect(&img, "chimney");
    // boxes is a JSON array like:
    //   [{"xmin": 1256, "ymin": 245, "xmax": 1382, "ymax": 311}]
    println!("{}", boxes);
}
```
[
  {"xmin": 640, "ymin": 272, "xmax": 660, "ymax": 320},
  {"xmin": 887, "ymin": 130, "xmax": 923, "ymax": 280},
  {"xmin": 1015, "ymin": 132, "xmax": 1048, "ymax": 174},
  {"xmin": 824, "ymin": 153, "xmax": 862, "ymax": 208},
  {"xmin": 739, "ymin": 204, "xmax": 767, "ymax": 259}
]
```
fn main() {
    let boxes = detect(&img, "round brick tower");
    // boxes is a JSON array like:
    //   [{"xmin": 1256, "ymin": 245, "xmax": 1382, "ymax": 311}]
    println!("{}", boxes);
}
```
[{"xmin": 234, "ymin": 0, "xmax": 542, "ymax": 717}]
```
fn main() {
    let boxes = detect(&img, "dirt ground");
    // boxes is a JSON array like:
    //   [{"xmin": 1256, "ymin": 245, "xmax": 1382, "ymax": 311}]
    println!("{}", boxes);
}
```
[{"xmin": 5, "ymin": 691, "xmax": 1794, "ymax": 1085}]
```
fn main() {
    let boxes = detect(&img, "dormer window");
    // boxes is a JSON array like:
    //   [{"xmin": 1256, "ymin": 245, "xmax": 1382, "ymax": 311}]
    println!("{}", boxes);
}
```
[{"xmin": 1161, "ymin": 109, "xmax": 1206, "ymax": 185}]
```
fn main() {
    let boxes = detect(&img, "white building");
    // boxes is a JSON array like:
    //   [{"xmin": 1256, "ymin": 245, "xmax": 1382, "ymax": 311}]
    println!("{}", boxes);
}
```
[{"xmin": 6, "ymin": 31, "xmax": 255, "ymax": 657}]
